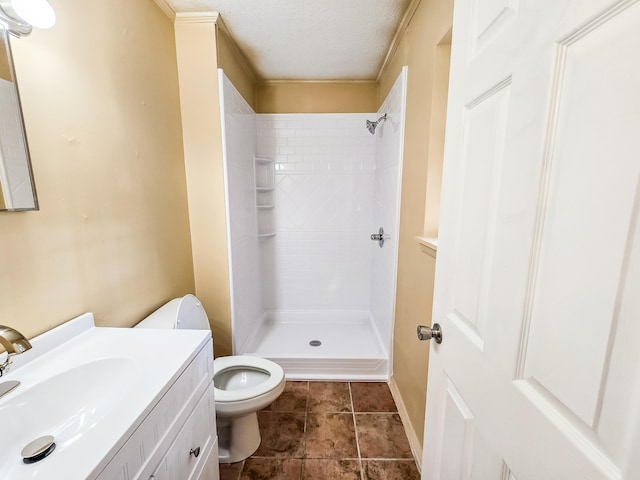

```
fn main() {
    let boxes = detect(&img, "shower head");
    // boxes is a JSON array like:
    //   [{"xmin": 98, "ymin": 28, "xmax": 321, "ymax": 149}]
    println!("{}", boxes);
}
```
[{"xmin": 366, "ymin": 114, "xmax": 387, "ymax": 134}]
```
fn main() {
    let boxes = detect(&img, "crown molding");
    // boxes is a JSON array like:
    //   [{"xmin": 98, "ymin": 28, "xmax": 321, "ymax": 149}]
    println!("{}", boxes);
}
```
[
  {"xmin": 152, "ymin": 0, "xmax": 176, "ymax": 20},
  {"xmin": 168, "ymin": 10, "xmax": 257, "ymax": 83},
  {"xmin": 215, "ymin": 14, "xmax": 257, "ymax": 84},
  {"xmin": 376, "ymin": 0, "xmax": 422, "ymax": 82},
  {"xmin": 258, "ymin": 79, "xmax": 378, "ymax": 86},
  {"xmin": 152, "ymin": 0, "xmax": 219, "ymax": 24},
  {"xmin": 174, "ymin": 11, "xmax": 220, "ymax": 24}
]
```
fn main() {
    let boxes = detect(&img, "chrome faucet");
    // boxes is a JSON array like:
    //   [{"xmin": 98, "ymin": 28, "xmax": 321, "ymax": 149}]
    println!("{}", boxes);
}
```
[{"xmin": 0, "ymin": 325, "xmax": 32, "ymax": 377}]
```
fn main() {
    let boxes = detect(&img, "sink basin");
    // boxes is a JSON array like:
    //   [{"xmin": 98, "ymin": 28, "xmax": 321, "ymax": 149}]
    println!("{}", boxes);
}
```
[
  {"xmin": 0, "ymin": 357, "xmax": 138, "ymax": 476},
  {"xmin": 0, "ymin": 312, "xmax": 211, "ymax": 479}
]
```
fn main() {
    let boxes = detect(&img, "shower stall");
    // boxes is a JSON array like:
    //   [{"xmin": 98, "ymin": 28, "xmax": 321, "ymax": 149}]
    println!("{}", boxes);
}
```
[{"xmin": 219, "ymin": 67, "xmax": 408, "ymax": 380}]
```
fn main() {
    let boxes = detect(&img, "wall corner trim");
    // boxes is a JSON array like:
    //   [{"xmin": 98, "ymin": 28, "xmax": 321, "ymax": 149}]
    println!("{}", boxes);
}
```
[
  {"xmin": 174, "ymin": 11, "xmax": 220, "ymax": 24},
  {"xmin": 376, "ymin": 0, "xmax": 422, "ymax": 83},
  {"xmin": 389, "ymin": 375, "xmax": 424, "ymax": 472}
]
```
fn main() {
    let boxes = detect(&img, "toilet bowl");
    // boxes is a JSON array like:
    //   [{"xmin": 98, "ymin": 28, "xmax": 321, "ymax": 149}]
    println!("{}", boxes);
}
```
[
  {"xmin": 214, "ymin": 355, "xmax": 285, "ymax": 463},
  {"xmin": 135, "ymin": 294, "xmax": 285, "ymax": 464}
]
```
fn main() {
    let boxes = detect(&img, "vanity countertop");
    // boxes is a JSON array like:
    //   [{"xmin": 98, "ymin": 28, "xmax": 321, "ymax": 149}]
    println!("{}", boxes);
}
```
[{"xmin": 0, "ymin": 313, "xmax": 212, "ymax": 479}]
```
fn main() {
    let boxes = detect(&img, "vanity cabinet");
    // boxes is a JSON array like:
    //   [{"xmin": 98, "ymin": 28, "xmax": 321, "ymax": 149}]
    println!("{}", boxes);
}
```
[{"xmin": 96, "ymin": 339, "xmax": 219, "ymax": 480}]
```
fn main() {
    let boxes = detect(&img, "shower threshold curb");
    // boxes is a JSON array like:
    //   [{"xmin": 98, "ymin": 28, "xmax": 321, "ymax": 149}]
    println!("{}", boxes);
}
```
[{"xmin": 241, "ymin": 354, "xmax": 389, "ymax": 381}]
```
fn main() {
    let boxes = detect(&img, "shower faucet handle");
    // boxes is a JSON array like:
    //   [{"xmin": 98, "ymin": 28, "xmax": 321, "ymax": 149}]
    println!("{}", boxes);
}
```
[{"xmin": 370, "ymin": 227, "xmax": 390, "ymax": 248}]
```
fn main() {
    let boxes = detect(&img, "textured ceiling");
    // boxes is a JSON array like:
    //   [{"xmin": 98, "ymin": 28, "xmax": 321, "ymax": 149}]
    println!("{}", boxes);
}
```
[{"xmin": 164, "ymin": 0, "xmax": 412, "ymax": 81}]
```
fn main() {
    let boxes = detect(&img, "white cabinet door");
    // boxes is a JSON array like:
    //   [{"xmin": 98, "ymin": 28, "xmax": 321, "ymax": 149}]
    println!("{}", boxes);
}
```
[
  {"xmin": 422, "ymin": 1, "xmax": 640, "ymax": 478},
  {"xmin": 195, "ymin": 442, "xmax": 220, "ymax": 480},
  {"xmin": 152, "ymin": 385, "xmax": 217, "ymax": 480}
]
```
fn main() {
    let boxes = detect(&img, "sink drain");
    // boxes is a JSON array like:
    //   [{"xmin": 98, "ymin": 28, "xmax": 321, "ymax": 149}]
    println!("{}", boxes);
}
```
[
  {"xmin": 22, "ymin": 435, "xmax": 56, "ymax": 464},
  {"xmin": 309, "ymin": 340, "xmax": 322, "ymax": 347}
]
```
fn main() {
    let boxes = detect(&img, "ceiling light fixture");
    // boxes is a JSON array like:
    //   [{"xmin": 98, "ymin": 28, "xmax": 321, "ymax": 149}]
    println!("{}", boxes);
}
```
[{"xmin": 0, "ymin": 0, "xmax": 56, "ymax": 37}]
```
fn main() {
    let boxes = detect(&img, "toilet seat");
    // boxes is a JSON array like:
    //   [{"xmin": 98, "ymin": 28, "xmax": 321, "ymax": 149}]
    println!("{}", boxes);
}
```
[{"xmin": 213, "ymin": 356, "xmax": 284, "ymax": 403}]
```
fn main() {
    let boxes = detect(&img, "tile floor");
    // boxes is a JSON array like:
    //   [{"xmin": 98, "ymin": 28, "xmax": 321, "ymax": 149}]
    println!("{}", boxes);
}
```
[{"xmin": 219, "ymin": 382, "xmax": 421, "ymax": 480}]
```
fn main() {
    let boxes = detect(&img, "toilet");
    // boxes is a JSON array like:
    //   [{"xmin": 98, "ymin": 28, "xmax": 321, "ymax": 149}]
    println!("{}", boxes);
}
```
[{"xmin": 135, "ymin": 294, "xmax": 286, "ymax": 463}]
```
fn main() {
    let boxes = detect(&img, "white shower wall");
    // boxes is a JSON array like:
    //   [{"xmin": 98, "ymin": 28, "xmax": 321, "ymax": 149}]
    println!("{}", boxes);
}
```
[
  {"xmin": 219, "ymin": 68, "xmax": 408, "ymax": 378},
  {"xmin": 370, "ymin": 67, "xmax": 408, "ymax": 356},
  {"xmin": 256, "ymin": 114, "xmax": 376, "ymax": 311},
  {"xmin": 219, "ymin": 71, "xmax": 262, "ymax": 353}
]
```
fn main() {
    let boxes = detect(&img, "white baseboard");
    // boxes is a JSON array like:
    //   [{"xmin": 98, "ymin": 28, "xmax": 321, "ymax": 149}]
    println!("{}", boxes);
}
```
[{"xmin": 389, "ymin": 375, "xmax": 423, "ymax": 473}]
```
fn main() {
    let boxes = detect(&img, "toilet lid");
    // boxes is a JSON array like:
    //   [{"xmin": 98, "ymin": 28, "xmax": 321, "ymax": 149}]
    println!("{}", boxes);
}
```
[
  {"xmin": 175, "ymin": 294, "xmax": 210, "ymax": 330},
  {"xmin": 213, "ymin": 356, "xmax": 284, "ymax": 403},
  {"xmin": 135, "ymin": 294, "xmax": 210, "ymax": 330}
]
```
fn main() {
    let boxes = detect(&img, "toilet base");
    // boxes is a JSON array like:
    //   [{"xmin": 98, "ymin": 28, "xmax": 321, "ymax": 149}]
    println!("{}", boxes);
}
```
[{"xmin": 217, "ymin": 412, "xmax": 261, "ymax": 464}]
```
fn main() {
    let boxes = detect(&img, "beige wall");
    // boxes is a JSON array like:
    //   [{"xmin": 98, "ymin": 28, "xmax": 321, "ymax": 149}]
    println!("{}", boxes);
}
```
[
  {"xmin": 256, "ymin": 82, "xmax": 377, "ymax": 113},
  {"xmin": 173, "ymin": 14, "xmax": 258, "ymax": 358},
  {"xmin": 216, "ymin": 25, "xmax": 256, "ymax": 110},
  {"xmin": 423, "ymin": 38, "xmax": 451, "ymax": 237},
  {"xmin": 378, "ymin": 0, "xmax": 453, "ymax": 452},
  {"xmin": 0, "ymin": 0, "xmax": 194, "ymax": 339},
  {"xmin": 174, "ymin": 16, "xmax": 233, "ymax": 357},
  {"xmin": 0, "ymin": 34, "xmax": 11, "ymax": 82}
]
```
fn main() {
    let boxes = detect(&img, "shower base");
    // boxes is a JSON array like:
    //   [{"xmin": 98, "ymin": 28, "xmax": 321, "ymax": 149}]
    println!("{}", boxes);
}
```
[{"xmin": 241, "ymin": 311, "xmax": 389, "ymax": 381}]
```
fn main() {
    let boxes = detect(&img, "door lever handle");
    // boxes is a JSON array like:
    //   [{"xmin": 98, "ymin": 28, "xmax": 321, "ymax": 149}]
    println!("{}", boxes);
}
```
[{"xmin": 417, "ymin": 324, "xmax": 443, "ymax": 344}]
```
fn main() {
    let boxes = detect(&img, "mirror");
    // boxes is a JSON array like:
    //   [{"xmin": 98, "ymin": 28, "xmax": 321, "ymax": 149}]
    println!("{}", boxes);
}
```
[{"xmin": 0, "ymin": 26, "xmax": 37, "ymax": 211}]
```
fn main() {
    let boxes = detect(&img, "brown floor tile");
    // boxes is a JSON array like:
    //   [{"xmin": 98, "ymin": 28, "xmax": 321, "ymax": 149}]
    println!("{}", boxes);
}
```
[
  {"xmin": 254, "ymin": 412, "xmax": 306, "ymax": 458},
  {"xmin": 308, "ymin": 382, "xmax": 351, "ymax": 412},
  {"xmin": 355, "ymin": 414, "xmax": 412, "ymax": 458},
  {"xmin": 305, "ymin": 413, "xmax": 358, "ymax": 459},
  {"xmin": 265, "ymin": 381, "xmax": 309, "ymax": 412},
  {"xmin": 302, "ymin": 459, "xmax": 361, "ymax": 479},
  {"xmin": 362, "ymin": 460, "xmax": 420, "ymax": 480},
  {"xmin": 350, "ymin": 382, "xmax": 397, "ymax": 412},
  {"xmin": 240, "ymin": 458, "xmax": 302, "ymax": 480},
  {"xmin": 219, "ymin": 461, "xmax": 244, "ymax": 480}
]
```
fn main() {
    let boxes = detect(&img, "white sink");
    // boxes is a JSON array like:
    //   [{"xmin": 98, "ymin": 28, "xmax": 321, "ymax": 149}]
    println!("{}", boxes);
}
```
[
  {"xmin": 0, "ymin": 313, "xmax": 211, "ymax": 479},
  {"xmin": 0, "ymin": 357, "xmax": 138, "ymax": 472}
]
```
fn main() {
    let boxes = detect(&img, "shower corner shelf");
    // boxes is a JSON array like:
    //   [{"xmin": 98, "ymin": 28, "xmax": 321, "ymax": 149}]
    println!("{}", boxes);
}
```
[
  {"xmin": 255, "ymin": 156, "xmax": 276, "ymax": 237},
  {"xmin": 255, "ymin": 157, "xmax": 274, "ymax": 165}
]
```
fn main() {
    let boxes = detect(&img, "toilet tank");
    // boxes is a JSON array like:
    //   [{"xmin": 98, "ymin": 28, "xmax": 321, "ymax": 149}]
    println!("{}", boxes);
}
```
[{"xmin": 135, "ymin": 294, "xmax": 210, "ymax": 330}]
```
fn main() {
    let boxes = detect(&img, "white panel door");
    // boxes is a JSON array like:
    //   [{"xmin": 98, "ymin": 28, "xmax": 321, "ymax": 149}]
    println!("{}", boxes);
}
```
[{"xmin": 422, "ymin": 1, "xmax": 640, "ymax": 479}]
